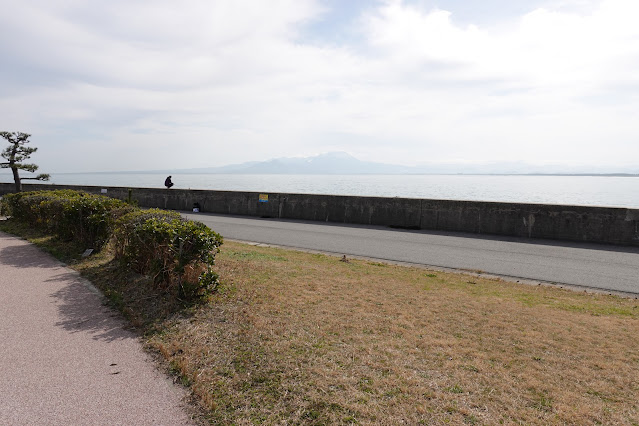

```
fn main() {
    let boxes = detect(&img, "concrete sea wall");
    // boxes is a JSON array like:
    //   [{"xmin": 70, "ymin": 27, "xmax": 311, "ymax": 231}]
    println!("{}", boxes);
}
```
[{"xmin": 1, "ymin": 183, "xmax": 638, "ymax": 246}]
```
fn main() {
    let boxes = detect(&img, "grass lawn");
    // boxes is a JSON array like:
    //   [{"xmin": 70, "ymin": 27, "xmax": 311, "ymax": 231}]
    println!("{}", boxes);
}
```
[{"xmin": 1, "ymin": 219, "xmax": 638, "ymax": 424}]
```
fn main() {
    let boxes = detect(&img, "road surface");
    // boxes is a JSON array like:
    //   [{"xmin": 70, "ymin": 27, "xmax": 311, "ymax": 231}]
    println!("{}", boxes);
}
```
[{"xmin": 183, "ymin": 212, "xmax": 639, "ymax": 296}]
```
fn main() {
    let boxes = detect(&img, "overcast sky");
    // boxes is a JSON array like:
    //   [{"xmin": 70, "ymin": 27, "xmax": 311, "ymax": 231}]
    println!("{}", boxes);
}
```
[{"xmin": 1, "ymin": 0, "xmax": 638, "ymax": 173}]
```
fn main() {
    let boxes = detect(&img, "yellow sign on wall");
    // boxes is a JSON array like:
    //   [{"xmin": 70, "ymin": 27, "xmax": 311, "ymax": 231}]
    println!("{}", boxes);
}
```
[{"xmin": 259, "ymin": 194, "xmax": 269, "ymax": 203}]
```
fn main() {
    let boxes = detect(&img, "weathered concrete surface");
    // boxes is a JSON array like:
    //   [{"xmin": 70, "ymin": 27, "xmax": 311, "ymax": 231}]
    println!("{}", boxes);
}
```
[
  {"xmin": 2, "ymin": 183, "xmax": 638, "ymax": 246},
  {"xmin": 0, "ymin": 231, "xmax": 196, "ymax": 425}
]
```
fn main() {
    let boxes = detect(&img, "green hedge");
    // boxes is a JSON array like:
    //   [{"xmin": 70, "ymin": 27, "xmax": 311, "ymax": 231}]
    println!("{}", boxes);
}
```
[
  {"xmin": 1, "ymin": 190, "xmax": 223, "ymax": 300},
  {"xmin": 113, "ymin": 209, "xmax": 223, "ymax": 299},
  {"xmin": 1, "ymin": 190, "xmax": 131, "ymax": 248}
]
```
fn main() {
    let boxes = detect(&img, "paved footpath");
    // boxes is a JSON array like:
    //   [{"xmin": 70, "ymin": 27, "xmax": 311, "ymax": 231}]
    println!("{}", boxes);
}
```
[{"xmin": 0, "ymin": 232, "xmax": 196, "ymax": 425}]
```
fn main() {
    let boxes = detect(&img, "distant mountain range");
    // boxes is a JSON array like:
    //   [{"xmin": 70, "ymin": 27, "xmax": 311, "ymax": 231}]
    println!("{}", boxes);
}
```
[
  {"xmin": 161, "ymin": 152, "xmax": 639, "ymax": 176},
  {"xmin": 175, "ymin": 152, "xmax": 411, "ymax": 174},
  {"xmin": 40, "ymin": 152, "xmax": 638, "ymax": 175}
]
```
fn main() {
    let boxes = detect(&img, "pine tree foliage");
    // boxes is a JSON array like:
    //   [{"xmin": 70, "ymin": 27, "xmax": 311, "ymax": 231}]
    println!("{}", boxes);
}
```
[{"xmin": 1, "ymin": 131, "xmax": 50, "ymax": 192}]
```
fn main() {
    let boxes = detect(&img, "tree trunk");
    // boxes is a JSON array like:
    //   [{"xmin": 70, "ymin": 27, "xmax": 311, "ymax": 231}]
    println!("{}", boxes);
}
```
[{"xmin": 11, "ymin": 166, "xmax": 21, "ymax": 192}]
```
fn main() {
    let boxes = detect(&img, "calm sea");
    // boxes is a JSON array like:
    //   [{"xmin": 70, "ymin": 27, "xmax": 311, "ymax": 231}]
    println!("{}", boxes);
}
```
[{"xmin": 2, "ymin": 173, "xmax": 639, "ymax": 208}]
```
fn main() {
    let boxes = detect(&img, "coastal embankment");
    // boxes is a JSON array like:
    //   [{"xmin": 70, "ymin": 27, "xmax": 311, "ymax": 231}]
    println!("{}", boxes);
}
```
[{"xmin": 1, "ymin": 183, "xmax": 638, "ymax": 246}]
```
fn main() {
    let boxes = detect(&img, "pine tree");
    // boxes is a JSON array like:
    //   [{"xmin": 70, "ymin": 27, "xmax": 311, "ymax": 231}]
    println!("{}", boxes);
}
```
[{"xmin": 1, "ymin": 131, "xmax": 50, "ymax": 192}]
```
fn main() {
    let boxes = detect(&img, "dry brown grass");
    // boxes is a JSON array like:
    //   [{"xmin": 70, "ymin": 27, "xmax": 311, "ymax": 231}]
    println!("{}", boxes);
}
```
[
  {"xmin": 3, "ymin": 216, "xmax": 636, "ymax": 424},
  {"xmin": 147, "ymin": 241, "xmax": 639, "ymax": 425}
]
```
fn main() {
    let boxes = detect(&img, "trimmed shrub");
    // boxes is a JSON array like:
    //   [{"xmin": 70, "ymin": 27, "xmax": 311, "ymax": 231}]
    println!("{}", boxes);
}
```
[
  {"xmin": 1, "ymin": 190, "xmax": 131, "ymax": 248},
  {"xmin": 113, "ymin": 209, "xmax": 224, "ymax": 299},
  {"xmin": 112, "ymin": 209, "xmax": 182, "ymax": 266},
  {"xmin": 1, "ymin": 190, "xmax": 223, "ymax": 301}
]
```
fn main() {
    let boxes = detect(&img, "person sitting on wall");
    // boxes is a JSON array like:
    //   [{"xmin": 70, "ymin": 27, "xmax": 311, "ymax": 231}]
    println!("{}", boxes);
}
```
[{"xmin": 164, "ymin": 176, "xmax": 174, "ymax": 189}]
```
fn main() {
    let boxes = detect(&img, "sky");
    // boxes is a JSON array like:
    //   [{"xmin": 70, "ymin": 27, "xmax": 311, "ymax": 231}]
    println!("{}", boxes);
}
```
[{"xmin": 0, "ymin": 0, "xmax": 638, "ymax": 173}]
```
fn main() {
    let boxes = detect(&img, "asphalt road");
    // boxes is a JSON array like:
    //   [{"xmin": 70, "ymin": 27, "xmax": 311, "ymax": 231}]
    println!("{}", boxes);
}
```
[{"xmin": 183, "ymin": 212, "xmax": 639, "ymax": 296}]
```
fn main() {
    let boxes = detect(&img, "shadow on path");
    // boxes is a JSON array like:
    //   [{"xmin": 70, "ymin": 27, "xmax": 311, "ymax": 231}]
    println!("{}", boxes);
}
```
[
  {"xmin": 0, "ymin": 239, "xmax": 57, "ymax": 269},
  {"xmin": 48, "ymin": 272, "xmax": 136, "ymax": 343}
]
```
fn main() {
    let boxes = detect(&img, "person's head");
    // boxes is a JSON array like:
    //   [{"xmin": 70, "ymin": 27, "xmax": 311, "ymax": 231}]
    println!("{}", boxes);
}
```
[{"xmin": 168, "ymin": 176, "xmax": 172, "ymax": 178}]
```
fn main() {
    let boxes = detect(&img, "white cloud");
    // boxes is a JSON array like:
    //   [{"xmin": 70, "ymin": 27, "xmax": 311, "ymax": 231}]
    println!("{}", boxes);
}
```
[
  {"xmin": 0, "ymin": 0, "xmax": 638, "ymax": 172},
  {"xmin": 351, "ymin": 0, "xmax": 639, "ymax": 163}
]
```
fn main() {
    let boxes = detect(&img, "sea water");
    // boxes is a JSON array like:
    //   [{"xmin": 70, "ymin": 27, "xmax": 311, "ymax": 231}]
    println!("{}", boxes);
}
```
[{"xmin": 2, "ymin": 173, "xmax": 638, "ymax": 208}]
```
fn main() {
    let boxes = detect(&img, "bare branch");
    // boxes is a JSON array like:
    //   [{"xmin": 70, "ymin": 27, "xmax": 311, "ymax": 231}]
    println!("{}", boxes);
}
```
[{"xmin": 22, "ymin": 174, "xmax": 50, "ymax": 181}]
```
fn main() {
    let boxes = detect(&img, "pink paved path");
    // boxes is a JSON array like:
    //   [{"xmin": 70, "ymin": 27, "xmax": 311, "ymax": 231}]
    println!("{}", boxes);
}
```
[{"xmin": 0, "ymin": 232, "xmax": 196, "ymax": 425}]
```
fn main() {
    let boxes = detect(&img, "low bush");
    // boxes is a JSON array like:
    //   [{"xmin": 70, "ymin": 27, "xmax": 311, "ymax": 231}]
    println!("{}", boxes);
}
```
[
  {"xmin": 1, "ymin": 190, "xmax": 223, "ymax": 301},
  {"xmin": 113, "ymin": 209, "xmax": 223, "ymax": 299},
  {"xmin": 1, "ymin": 190, "xmax": 131, "ymax": 248}
]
